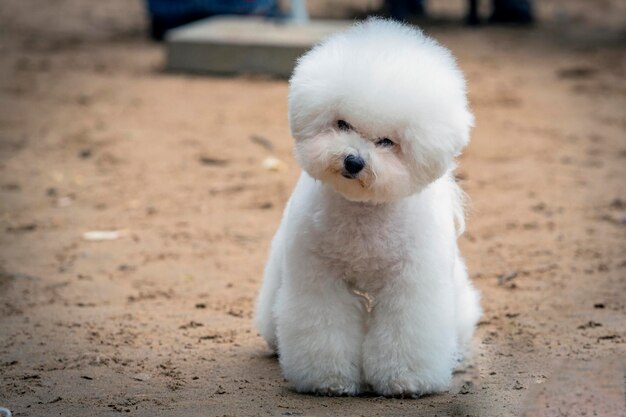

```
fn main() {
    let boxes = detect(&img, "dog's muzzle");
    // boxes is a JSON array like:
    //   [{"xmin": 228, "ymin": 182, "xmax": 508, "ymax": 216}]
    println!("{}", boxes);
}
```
[{"xmin": 342, "ymin": 154, "xmax": 365, "ymax": 179}]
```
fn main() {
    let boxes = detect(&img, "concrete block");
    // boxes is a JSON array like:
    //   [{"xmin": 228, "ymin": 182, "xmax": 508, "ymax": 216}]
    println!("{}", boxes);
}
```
[{"xmin": 166, "ymin": 16, "xmax": 350, "ymax": 78}]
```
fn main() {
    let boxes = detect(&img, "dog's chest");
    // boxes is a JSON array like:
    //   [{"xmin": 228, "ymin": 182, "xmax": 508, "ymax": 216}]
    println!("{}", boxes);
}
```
[{"xmin": 309, "ymin": 203, "xmax": 411, "ymax": 289}]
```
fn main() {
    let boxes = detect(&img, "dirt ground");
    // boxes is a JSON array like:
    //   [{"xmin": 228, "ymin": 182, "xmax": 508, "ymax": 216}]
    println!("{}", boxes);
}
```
[{"xmin": 1, "ymin": 1, "xmax": 625, "ymax": 416}]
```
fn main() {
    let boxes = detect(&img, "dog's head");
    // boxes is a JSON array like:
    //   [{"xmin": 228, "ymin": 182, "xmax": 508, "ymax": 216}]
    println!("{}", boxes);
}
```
[{"xmin": 289, "ymin": 18, "xmax": 473, "ymax": 203}]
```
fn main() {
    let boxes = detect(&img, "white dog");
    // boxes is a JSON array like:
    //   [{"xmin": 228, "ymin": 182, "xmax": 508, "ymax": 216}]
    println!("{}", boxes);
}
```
[{"xmin": 255, "ymin": 18, "xmax": 481, "ymax": 397}]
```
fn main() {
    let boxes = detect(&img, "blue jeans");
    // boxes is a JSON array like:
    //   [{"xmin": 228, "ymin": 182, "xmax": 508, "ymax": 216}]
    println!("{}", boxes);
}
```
[{"xmin": 146, "ymin": 0, "xmax": 280, "ymax": 40}]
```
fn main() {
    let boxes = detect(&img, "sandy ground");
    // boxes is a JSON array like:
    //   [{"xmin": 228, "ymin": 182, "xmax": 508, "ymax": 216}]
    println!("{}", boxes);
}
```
[{"xmin": 1, "ymin": 1, "xmax": 625, "ymax": 416}]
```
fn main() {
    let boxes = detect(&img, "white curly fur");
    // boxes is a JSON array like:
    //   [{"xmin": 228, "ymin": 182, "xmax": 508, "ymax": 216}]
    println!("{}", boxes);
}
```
[{"xmin": 255, "ymin": 18, "xmax": 481, "ymax": 397}]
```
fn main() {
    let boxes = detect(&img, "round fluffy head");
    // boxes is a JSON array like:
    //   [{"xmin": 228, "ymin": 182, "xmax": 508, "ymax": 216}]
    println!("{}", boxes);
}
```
[{"xmin": 288, "ymin": 18, "xmax": 473, "ymax": 203}]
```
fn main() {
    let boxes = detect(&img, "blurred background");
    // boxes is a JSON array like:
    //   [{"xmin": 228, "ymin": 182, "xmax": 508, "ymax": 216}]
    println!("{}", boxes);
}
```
[{"xmin": 0, "ymin": 1, "xmax": 625, "ymax": 416}]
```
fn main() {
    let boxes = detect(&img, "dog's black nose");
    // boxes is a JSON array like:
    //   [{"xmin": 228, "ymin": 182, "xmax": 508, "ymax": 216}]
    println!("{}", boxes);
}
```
[{"xmin": 343, "ymin": 155, "xmax": 365, "ymax": 176}]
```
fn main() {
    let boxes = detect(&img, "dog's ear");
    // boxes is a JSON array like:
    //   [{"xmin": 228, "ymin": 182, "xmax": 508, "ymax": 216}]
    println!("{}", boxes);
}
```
[
  {"xmin": 288, "ymin": 91, "xmax": 330, "ymax": 142},
  {"xmin": 402, "ymin": 105, "xmax": 473, "ymax": 185},
  {"xmin": 451, "ymin": 108, "xmax": 475, "ymax": 156}
]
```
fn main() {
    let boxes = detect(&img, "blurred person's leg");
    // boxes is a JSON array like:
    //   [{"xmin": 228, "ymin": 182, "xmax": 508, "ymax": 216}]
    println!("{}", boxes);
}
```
[
  {"xmin": 146, "ymin": 0, "xmax": 281, "ymax": 41},
  {"xmin": 147, "ymin": 0, "xmax": 204, "ymax": 40},
  {"xmin": 466, "ymin": 0, "xmax": 480, "ymax": 25},
  {"xmin": 490, "ymin": 0, "xmax": 534, "ymax": 23}
]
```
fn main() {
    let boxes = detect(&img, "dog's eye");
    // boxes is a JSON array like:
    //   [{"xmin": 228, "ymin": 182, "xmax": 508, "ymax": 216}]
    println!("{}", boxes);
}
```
[
  {"xmin": 337, "ymin": 120, "xmax": 352, "ymax": 131},
  {"xmin": 376, "ymin": 138, "xmax": 395, "ymax": 147}
]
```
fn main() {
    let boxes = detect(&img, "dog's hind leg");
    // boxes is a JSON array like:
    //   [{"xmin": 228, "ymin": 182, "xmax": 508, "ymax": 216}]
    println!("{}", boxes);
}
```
[
  {"xmin": 255, "ymin": 230, "xmax": 285, "ymax": 352},
  {"xmin": 453, "ymin": 253, "xmax": 482, "ymax": 357}
]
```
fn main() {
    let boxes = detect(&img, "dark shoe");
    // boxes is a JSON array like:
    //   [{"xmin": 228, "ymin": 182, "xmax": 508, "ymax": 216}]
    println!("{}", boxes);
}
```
[
  {"xmin": 387, "ymin": 0, "xmax": 426, "ymax": 22},
  {"xmin": 489, "ymin": 0, "xmax": 534, "ymax": 24}
]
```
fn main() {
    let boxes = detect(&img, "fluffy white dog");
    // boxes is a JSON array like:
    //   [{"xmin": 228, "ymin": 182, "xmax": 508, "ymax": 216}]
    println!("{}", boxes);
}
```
[{"xmin": 255, "ymin": 18, "xmax": 481, "ymax": 397}]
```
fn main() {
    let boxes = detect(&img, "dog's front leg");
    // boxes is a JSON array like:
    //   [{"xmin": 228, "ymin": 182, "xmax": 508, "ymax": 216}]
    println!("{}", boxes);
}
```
[
  {"xmin": 363, "ymin": 261, "xmax": 457, "ymax": 397},
  {"xmin": 275, "ymin": 259, "xmax": 365, "ymax": 396}
]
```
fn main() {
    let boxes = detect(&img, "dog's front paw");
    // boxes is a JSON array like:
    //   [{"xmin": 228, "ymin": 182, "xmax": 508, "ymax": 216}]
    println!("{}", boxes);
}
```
[
  {"xmin": 309, "ymin": 379, "xmax": 361, "ymax": 397},
  {"xmin": 366, "ymin": 367, "xmax": 450, "ymax": 398},
  {"xmin": 291, "ymin": 373, "xmax": 361, "ymax": 396},
  {"xmin": 369, "ymin": 374, "xmax": 429, "ymax": 398}
]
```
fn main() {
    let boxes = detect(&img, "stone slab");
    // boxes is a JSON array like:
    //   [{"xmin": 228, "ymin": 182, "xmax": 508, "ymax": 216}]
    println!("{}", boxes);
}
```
[{"xmin": 166, "ymin": 16, "xmax": 350, "ymax": 78}]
